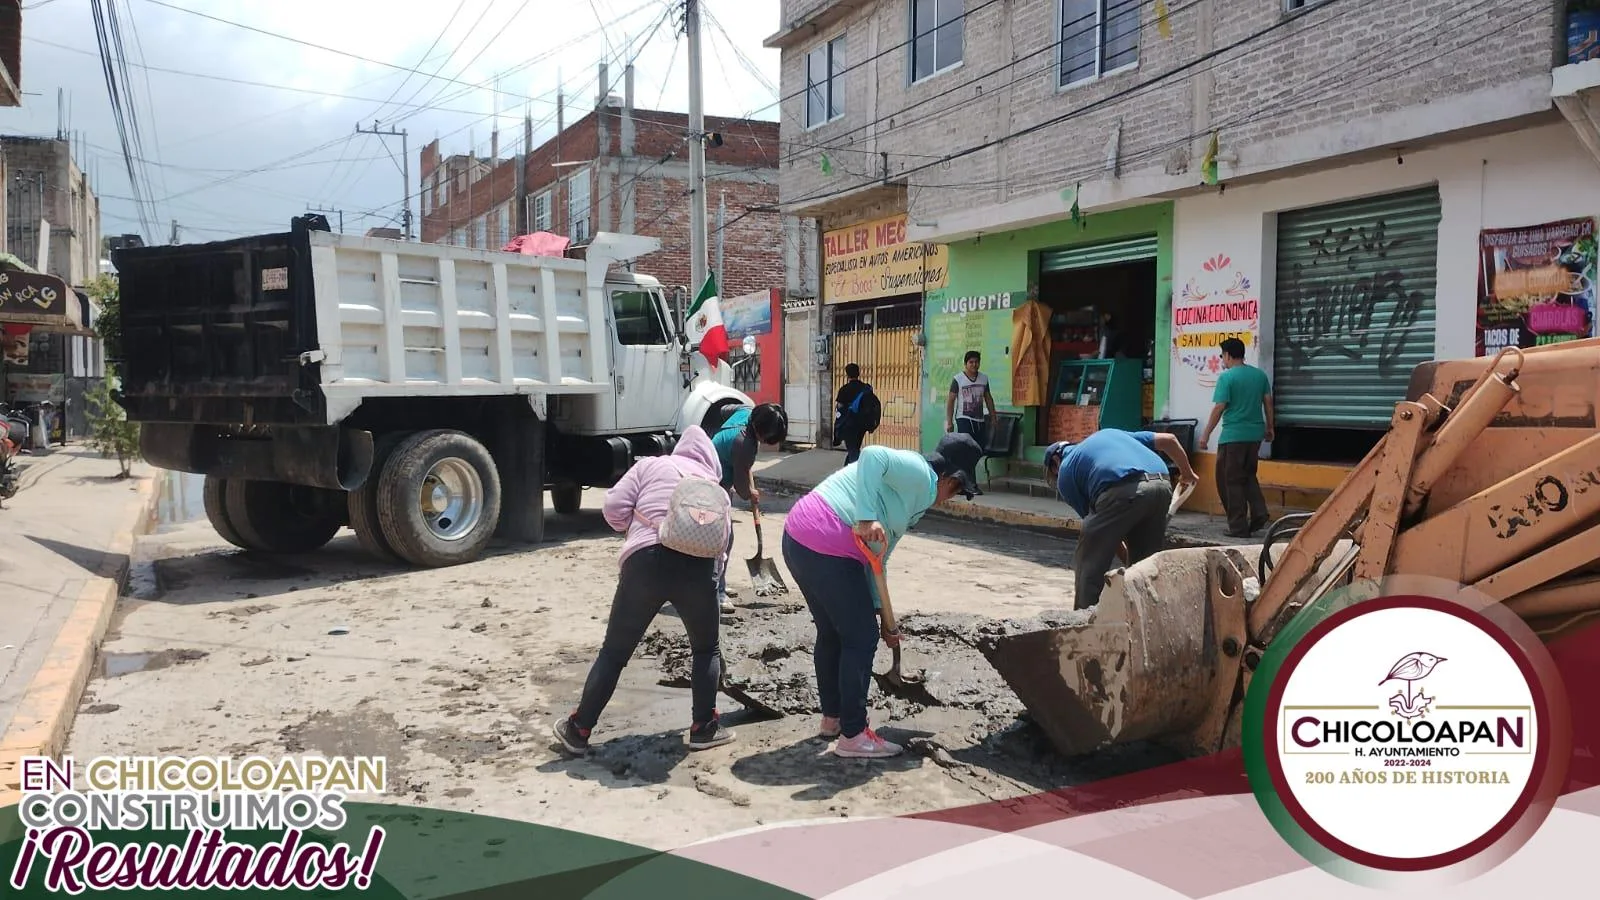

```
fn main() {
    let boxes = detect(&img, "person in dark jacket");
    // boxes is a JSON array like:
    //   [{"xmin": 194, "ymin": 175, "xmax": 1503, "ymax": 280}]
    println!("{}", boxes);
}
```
[{"xmin": 833, "ymin": 363, "xmax": 873, "ymax": 465}]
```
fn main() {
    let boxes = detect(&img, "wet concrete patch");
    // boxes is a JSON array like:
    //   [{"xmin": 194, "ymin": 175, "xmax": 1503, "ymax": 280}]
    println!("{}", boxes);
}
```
[{"xmin": 100, "ymin": 648, "xmax": 209, "ymax": 678}]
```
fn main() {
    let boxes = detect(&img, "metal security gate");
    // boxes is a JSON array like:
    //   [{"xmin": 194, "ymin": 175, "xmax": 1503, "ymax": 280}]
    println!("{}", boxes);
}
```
[
  {"xmin": 1039, "ymin": 235, "xmax": 1159, "ymax": 273},
  {"xmin": 1272, "ymin": 186, "xmax": 1441, "ymax": 429},
  {"xmin": 829, "ymin": 299, "xmax": 922, "ymax": 451}
]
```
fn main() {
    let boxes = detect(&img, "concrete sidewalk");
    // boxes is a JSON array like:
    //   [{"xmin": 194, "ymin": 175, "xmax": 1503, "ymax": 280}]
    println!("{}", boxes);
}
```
[
  {"xmin": 0, "ymin": 445, "xmax": 158, "ymax": 800},
  {"xmin": 753, "ymin": 447, "xmax": 1246, "ymax": 549}
]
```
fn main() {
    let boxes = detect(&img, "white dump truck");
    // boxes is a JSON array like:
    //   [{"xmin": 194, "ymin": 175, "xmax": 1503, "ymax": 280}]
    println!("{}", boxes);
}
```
[{"xmin": 110, "ymin": 215, "xmax": 754, "ymax": 568}]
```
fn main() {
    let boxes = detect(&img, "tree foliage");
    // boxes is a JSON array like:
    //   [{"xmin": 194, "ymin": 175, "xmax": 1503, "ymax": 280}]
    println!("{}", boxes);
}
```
[{"xmin": 81, "ymin": 273, "xmax": 139, "ymax": 477}]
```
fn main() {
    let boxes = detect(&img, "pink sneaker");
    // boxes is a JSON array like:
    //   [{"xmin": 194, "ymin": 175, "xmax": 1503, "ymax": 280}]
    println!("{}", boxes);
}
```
[
  {"xmin": 819, "ymin": 716, "xmax": 840, "ymax": 739},
  {"xmin": 834, "ymin": 728, "xmax": 902, "ymax": 759}
]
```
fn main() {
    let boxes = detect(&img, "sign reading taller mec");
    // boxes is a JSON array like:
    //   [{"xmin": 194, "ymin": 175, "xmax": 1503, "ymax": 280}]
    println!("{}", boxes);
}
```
[{"xmin": 823, "ymin": 214, "xmax": 948, "ymax": 305}]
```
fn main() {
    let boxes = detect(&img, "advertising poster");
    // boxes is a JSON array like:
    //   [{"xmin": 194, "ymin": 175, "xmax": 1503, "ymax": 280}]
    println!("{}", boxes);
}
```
[
  {"xmin": 1475, "ymin": 216, "xmax": 1597, "ymax": 355},
  {"xmin": 719, "ymin": 289, "xmax": 774, "ymax": 338},
  {"xmin": 822, "ymin": 214, "xmax": 949, "ymax": 305}
]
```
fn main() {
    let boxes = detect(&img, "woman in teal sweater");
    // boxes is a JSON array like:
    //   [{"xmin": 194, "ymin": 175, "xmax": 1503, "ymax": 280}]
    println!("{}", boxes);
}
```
[{"xmin": 781, "ymin": 433, "xmax": 983, "ymax": 758}]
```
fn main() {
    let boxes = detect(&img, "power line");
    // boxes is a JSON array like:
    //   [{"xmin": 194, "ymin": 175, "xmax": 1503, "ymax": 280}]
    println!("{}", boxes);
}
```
[
  {"xmin": 138, "ymin": 0, "xmax": 560, "ymax": 107},
  {"xmin": 779, "ymin": 0, "xmax": 1366, "ymax": 213}
]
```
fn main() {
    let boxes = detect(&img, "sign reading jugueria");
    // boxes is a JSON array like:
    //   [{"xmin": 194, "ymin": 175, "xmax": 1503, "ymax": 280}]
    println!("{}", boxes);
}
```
[{"xmin": 822, "ymin": 214, "xmax": 948, "ymax": 305}]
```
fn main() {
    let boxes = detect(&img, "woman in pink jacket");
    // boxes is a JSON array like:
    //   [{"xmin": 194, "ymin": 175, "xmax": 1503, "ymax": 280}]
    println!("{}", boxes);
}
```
[{"xmin": 554, "ymin": 425, "xmax": 735, "ymax": 755}]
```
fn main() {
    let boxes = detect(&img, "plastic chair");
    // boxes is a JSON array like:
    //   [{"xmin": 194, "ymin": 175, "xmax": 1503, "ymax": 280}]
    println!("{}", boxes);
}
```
[{"xmin": 981, "ymin": 412, "xmax": 1025, "ymax": 487}]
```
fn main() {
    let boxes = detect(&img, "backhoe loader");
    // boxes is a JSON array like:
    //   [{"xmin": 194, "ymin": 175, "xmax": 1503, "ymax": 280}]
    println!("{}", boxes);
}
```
[{"xmin": 979, "ymin": 338, "xmax": 1600, "ymax": 759}]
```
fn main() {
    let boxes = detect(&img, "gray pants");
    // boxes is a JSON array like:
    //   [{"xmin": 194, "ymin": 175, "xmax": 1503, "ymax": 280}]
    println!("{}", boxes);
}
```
[{"xmin": 1073, "ymin": 473, "xmax": 1174, "ymax": 610}]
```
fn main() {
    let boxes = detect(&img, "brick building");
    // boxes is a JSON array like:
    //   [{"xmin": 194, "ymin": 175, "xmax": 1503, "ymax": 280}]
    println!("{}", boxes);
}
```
[
  {"xmin": 770, "ymin": 0, "xmax": 1600, "ymax": 503},
  {"xmin": 418, "ymin": 64, "xmax": 809, "ymax": 307},
  {"xmin": 417, "ymin": 63, "xmax": 824, "ymax": 438}
]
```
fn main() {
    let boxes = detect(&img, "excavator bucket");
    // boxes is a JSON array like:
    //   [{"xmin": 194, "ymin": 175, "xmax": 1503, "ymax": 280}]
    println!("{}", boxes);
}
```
[
  {"xmin": 981, "ymin": 338, "xmax": 1600, "ymax": 761},
  {"xmin": 979, "ymin": 541, "xmax": 1362, "ymax": 759}
]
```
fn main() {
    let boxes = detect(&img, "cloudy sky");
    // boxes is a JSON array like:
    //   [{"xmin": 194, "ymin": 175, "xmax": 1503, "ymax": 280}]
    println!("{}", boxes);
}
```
[{"xmin": 3, "ymin": 0, "xmax": 782, "ymax": 246}]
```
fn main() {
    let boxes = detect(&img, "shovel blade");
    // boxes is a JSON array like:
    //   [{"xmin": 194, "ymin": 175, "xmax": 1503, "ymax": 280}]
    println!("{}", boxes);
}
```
[{"xmin": 746, "ymin": 557, "xmax": 790, "ymax": 596}]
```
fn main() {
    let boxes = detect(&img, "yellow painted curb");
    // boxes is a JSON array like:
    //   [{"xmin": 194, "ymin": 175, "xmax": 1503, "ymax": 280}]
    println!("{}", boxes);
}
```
[{"xmin": 0, "ymin": 470, "xmax": 160, "ymax": 806}]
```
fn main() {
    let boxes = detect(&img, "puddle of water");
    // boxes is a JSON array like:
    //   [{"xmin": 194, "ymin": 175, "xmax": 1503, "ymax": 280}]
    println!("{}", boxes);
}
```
[
  {"xmin": 154, "ymin": 470, "xmax": 207, "ymax": 530},
  {"xmin": 99, "ymin": 648, "xmax": 209, "ymax": 678},
  {"xmin": 103, "ymin": 652, "xmax": 157, "ymax": 678}
]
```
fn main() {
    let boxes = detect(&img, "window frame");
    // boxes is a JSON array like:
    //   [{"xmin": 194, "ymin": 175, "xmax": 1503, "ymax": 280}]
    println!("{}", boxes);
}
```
[
  {"xmin": 1284, "ymin": 0, "xmax": 1327, "ymax": 12},
  {"xmin": 909, "ymin": 0, "xmax": 965, "ymax": 85},
  {"xmin": 1057, "ymin": 0, "xmax": 1140, "ymax": 91},
  {"xmin": 568, "ymin": 169, "xmax": 592, "ymax": 243},
  {"xmin": 609, "ymin": 287, "xmax": 671, "ymax": 346},
  {"xmin": 530, "ymin": 190, "xmax": 552, "ymax": 232},
  {"xmin": 804, "ymin": 34, "xmax": 847, "ymax": 130}
]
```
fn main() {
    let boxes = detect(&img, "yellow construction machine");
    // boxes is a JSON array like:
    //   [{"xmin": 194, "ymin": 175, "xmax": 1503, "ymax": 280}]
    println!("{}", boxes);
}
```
[{"xmin": 981, "ymin": 339, "xmax": 1600, "ymax": 759}]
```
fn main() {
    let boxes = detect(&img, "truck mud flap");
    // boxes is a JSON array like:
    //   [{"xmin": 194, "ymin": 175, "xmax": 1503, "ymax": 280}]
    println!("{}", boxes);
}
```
[{"xmin": 141, "ymin": 423, "xmax": 374, "ymax": 492}]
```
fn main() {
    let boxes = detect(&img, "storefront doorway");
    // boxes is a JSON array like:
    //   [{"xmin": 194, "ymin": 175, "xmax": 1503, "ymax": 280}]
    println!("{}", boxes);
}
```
[
  {"xmin": 1270, "ymin": 186, "xmax": 1442, "ymax": 464},
  {"xmin": 828, "ymin": 296, "xmax": 922, "ymax": 451},
  {"xmin": 1033, "ymin": 237, "xmax": 1159, "ymax": 446}
]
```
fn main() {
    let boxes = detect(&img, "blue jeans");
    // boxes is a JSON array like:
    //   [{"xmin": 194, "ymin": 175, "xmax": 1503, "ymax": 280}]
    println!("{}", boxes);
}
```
[{"xmin": 781, "ymin": 531, "xmax": 879, "ymax": 739}]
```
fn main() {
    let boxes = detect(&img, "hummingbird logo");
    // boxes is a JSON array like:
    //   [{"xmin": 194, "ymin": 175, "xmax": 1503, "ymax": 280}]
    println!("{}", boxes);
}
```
[{"xmin": 1381, "ymin": 651, "xmax": 1446, "ymax": 719}]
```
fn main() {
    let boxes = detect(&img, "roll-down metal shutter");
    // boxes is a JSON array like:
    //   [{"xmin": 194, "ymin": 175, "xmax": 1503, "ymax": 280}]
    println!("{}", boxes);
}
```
[
  {"xmin": 1272, "ymin": 186, "xmax": 1440, "ymax": 428},
  {"xmin": 1039, "ymin": 235, "xmax": 1159, "ymax": 273}
]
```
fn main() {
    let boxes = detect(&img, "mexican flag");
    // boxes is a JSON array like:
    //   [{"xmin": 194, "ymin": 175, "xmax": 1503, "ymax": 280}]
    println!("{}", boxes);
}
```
[{"xmin": 686, "ymin": 273, "xmax": 729, "ymax": 368}]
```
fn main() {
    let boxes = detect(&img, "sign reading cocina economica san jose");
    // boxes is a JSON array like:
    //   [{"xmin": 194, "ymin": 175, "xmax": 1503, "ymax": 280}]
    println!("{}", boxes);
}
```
[
  {"xmin": 10, "ymin": 755, "xmax": 387, "ymax": 892},
  {"xmin": 1246, "ymin": 594, "xmax": 1568, "ymax": 885}
]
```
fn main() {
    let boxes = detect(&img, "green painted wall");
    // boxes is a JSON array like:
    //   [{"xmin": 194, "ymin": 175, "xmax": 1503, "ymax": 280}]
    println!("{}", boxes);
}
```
[{"xmin": 919, "ymin": 202, "xmax": 1176, "ymax": 459}]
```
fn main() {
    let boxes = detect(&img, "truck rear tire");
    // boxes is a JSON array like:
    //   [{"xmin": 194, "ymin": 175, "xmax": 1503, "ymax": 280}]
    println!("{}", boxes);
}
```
[
  {"xmin": 348, "ymin": 434, "xmax": 405, "ymax": 564},
  {"xmin": 202, "ymin": 476, "xmax": 258, "ymax": 551},
  {"xmin": 375, "ymin": 429, "xmax": 502, "ymax": 568},
  {"xmin": 222, "ymin": 479, "xmax": 345, "ymax": 554},
  {"xmin": 552, "ymin": 483, "xmax": 583, "ymax": 515}
]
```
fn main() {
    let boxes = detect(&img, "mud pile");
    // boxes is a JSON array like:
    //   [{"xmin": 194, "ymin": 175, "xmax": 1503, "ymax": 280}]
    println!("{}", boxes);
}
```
[{"xmin": 639, "ymin": 603, "xmax": 1095, "ymax": 728}]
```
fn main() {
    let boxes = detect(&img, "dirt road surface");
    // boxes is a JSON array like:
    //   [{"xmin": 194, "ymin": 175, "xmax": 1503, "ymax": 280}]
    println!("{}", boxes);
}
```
[{"xmin": 67, "ymin": 480, "xmax": 1178, "ymax": 850}]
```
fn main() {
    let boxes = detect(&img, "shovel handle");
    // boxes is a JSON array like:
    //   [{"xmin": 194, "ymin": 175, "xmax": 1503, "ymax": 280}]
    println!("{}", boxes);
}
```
[{"xmin": 853, "ymin": 533, "xmax": 900, "ymax": 637}]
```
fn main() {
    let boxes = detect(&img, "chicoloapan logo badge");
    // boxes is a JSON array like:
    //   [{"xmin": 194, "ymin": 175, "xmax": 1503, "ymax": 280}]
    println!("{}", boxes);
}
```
[{"xmin": 1249, "ymin": 594, "xmax": 1567, "ymax": 881}]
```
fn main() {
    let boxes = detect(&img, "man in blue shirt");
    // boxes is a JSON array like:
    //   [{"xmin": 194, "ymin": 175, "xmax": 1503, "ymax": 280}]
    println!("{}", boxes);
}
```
[{"xmin": 1044, "ymin": 429, "xmax": 1199, "ymax": 610}]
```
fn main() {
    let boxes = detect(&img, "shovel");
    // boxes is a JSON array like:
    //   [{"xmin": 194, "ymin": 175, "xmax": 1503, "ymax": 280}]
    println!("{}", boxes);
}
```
[
  {"xmin": 853, "ymin": 533, "xmax": 923, "ymax": 689},
  {"xmin": 744, "ymin": 502, "xmax": 789, "ymax": 597}
]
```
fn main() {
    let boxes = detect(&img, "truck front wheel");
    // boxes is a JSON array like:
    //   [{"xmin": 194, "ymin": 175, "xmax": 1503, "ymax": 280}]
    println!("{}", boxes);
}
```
[
  {"xmin": 222, "ymin": 479, "xmax": 345, "ymax": 554},
  {"xmin": 375, "ymin": 429, "xmax": 502, "ymax": 568},
  {"xmin": 551, "ymin": 482, "xmax": 583, "ymax": 515}
]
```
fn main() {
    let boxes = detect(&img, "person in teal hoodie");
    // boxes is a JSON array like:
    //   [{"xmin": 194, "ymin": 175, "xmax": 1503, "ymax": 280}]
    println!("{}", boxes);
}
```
[
  {"xmin": 709, "ymin": 402, "xmax": 789, "ymax": 612},
  {"xmin": 780, "ymin": 433, "xmax": 983, "ymax": 759}
]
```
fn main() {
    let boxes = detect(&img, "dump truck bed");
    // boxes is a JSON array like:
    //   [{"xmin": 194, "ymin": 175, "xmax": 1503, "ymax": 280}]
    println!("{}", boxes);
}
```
[{"xmin": 114, "ymin": 220, "xmax": 620, "ymax": 427}]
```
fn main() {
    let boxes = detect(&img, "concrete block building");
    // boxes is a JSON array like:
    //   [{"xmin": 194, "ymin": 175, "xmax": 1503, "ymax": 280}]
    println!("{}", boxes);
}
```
[
  {"xmin": 771, "ymin": 0, "xmax": 1600, "ymax": 510},
  {"xmin": 418, "ymin": 64, "xmax": 823, "ymax": 439}
]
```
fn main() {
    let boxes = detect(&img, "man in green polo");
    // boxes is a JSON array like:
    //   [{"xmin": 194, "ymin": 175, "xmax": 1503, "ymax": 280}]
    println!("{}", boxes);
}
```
[{"xmin": 1198, "ymin": 337, "xmax": 1274, "ymax": 538}]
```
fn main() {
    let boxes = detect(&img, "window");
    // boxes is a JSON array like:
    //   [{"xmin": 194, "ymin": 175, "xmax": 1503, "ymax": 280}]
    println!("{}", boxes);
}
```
[
  {"xmin": 531, "ymin": 191, "xmax": 552, "ymax": 232},
  {"xmin": 568, "ymin": 169, "xmax": 592, "ymax": 242},
  {"xmin": 1285, "ymin": 0, "xmax": 1324, "ymax": 9},
  {"xmin": 497, "ymin": 204, "xmax": 511, "ymax": 244},
  {"xmin": 1059, "ymin": 0, "xmax": 1139, "ymax": 88},
  {"xmin": 805, "ymin": 36, "xmax": 846, "ymax": 127},
  {"xmin": 438, "ymin": 171, "xmax": 448, "ymax": 207},
  {"xmin": 911, "ymin": 0, "xmax": 963, "ymax": 82},
  {"xmin": 473, "ymin": 217, "xmax": 487, "ymax": 248},
  {"xmin": 610, "ymin": 289, "xmax": 668, "ymax": 345}
]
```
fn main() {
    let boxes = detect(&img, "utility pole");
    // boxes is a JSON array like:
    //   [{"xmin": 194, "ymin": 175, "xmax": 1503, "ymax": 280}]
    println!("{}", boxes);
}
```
[
  {"xmin": 169, "ymin": 219, "xmax": 179, "ymax": 245},
  {"xmin": 715, "ymin": 190, "xmax": 726, "ymax": 298},
  {"xmin": 307, "ymin": 204, "xmax": 344, "ymax": 234},
  {"xmin": 685, "ymin": 0, "xmax": 707, "ymax": 294},
  {"xmin": 357, "ymin": 121, "xmax": 412, "ymax": 241}
]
